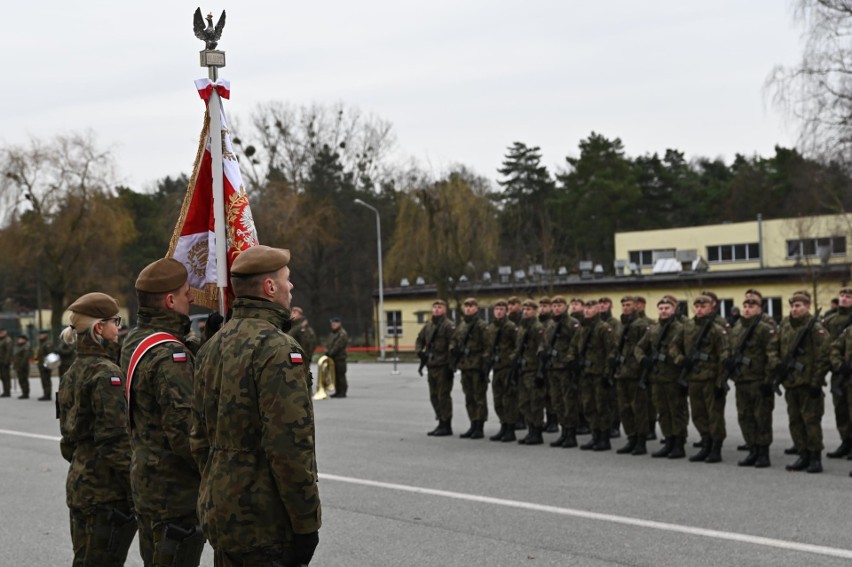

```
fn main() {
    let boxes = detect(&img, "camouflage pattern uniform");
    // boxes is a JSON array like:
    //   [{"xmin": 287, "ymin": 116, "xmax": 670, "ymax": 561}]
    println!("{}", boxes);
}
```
[
  {"xmin": 0, "ymin": 332, "xmax": 12, "ymax": 396},
  {"xmin": 120, "ymin": 308, "xmax": 204, "ymax": 567},
  {"xmin": 538, "ymin": 309, "xmax": 557, "ymax": 431},
  {"xmin": 823, "ymin": 306, "xmax": 852, "ymax": 450},
  {"xmin": 326, "ymin": 325, "xmax": 349, "ymax": 397},
  {"xmin": 416, "ymin": 314, "xmax": 456, "ymax": 425},
  {"xmin": 288, "ymin": 317, "xmax": 317, "ymax": 364},
  {"xmin": 37, "ymin": 334, "xmax": 55, "ymax": 399},
  {"xmin": 615, "ymin": 311, "xmax": 653, "ymax": 446},
  {"xmin": 830, "ymin": 326, "xmax": 852, "ymax": 466},
  {"xmin": 541, "ymin": 313, "xmax": 580, "ymax": 446},
  {"xmin": 601, "ymin": 310, "xmax": 622, "ymax": 434},
  {"xmin": 568, "ymin": 313, "xmax": 616, "ymax": 447},
  {"xmin": 191, "ymin": 297, "xmax": 321, "ymax": 563},
  {"xmin": 13, "ymin": 338, "xmax": 32, "ymax": 398},
  {"xmin": 58, "ymin": 338, "xmax": 77, "ymax": 378},
  {"xmin": 486, "ymin": 315, "xmax": 518, "ymax": 436},
  {"xmin": 59, "ymin": 333, "xmax": 136, "ymax": 566},
  {"xmin": 515, "ymin": 316, "xmax": 546, "ymax": 434},
  {"xmin": 451, "ymin": 314, "xmax": 489, "ymax": 429}
]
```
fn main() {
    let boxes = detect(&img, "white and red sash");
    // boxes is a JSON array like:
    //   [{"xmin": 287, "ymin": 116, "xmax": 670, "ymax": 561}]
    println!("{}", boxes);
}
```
[{"xmin": 125, "ymin": 332, "xmax": 184, "ymax": 427}]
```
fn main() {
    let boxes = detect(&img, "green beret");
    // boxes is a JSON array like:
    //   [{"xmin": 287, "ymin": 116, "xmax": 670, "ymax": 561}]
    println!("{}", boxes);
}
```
[
  {"xmin": 551, "ymin": 296, "xmax": 567, "ymax": 305},
  {"xmin": 136, "ymin": 258, "xmax": 188, "ymax": 292},
  {"xmin": 68, "ymin": 292, "xmax": 120, "ymax": 319},
  {"xmin": 522, "ymin": 299, "xmax": 538, "ymax": 309},
  {"xmin": 231, "ymin": 245, "xmax": 291, "ymax": 277}
]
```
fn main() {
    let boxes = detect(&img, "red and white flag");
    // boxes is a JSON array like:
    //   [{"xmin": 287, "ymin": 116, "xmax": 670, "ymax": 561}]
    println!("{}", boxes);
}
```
[{"xmin": 168, "ymin": 79, "xmax": 259, "ymax": 310}]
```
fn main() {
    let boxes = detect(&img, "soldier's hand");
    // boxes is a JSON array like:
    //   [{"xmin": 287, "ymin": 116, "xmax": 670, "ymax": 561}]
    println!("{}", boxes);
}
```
[
  {"xmin": 641, "ymin": 355, "xmax": 654, "ymax": 370},
  {"xmin": 759, "ymin": 383, "xmax": 774, "ymax": 398},
  {"xmin": 713, "ymin": 386, "xmax": 726, "ymax": 400},
  {"xmin": 293, "ymin": 531, "xmax": 319, "ymax": 565},
  {"xmin": 534, "ymin": 373, "xmax": 545, "ymax": 388},
  {"xmin": 808, "ymin": 385, "xmax": 823, "ymax": 399}
]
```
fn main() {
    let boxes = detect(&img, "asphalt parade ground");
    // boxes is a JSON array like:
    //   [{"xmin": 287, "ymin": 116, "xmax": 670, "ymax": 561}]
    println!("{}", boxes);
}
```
[{"xmin": 1, "ymin": 362, "xmax": 851, "ymax": 566}]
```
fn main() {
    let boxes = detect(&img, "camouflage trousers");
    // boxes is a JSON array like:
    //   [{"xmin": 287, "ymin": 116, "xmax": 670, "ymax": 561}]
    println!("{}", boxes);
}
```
[
  {"xmin": 616, "ymin": 378, "xmax": 649, "ymax": 437},
  {"xmin": 491, "ymin": 367, "xmax": 519, "ymax": 425},
  {"xmin": 518, "ymin": 371, "xmax": 546, "ymax": 427},
  {"xmin": 735, "ymin": 381, "xmax": 775, "ymax": 446},
  {"xmin": 647, "ymin": 384, "xmax": 658, "ymax": 433},
  {"xmin": 427, "ymin": 365, "xmax": 454, "ymax": 422},
  {"xmin": 581, "ymin": 374, "xmax": 612, "ymax": 431},
  {"xmin": 69, "ymin": 502, "xmax": 136, "ymax": 567},
  {"xmin": 829, "ymin": 372, "xmax": 850, "ymax": 441},
  {"xmin": 460, "ymin": 369, "xmax": 489, "ymax": 422},
  {"xmin": 554, "ymin": 368, "xmax": 579, "ymax": 428},
  {"xmin": 786, "ymin": 386, "xmax": 824, "ymax": 453},
  {"xmin": 215, "ymin": 547, "xmax": 300, "ymax": 567},
  {"xmin": 333, "ymin": 359, "xmax": 348, "ymax": 396},
  {"xmin": 138, "ymin": 511, "xmax": 204, "ymax": 567},
  {"xmin": 15, "ymin": 363, "xmax": 29, "ymax": 395},
  {"xmin": 39, "ymin": 366, "xmax": 52, "ymax": 397},
  {"xmin": 0, "ymin": 363, "xmax": 10, "ymax": 393},
  {"xmin": 546, "ymin": 369, "xmax": 564, "ymax": 422},
  {"xmin": 652, "ymin": 381, "xmax": 689, "ymax": 439},
  {"xmin": 579, "ymin": 374, "xmax": 596, "ymax": 429},
  {"xmin": 608, "ymin": 384, "xmax": 619, "ymax": 429},
  {"xmin": 689, "ymin": 381, "xmax": 727, "ymax": 441}
]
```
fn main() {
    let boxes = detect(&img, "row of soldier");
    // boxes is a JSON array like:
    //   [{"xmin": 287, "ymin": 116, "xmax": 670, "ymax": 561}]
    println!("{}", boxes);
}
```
[
  {"xmin": 0, "ymin": 328, "xmax": 76, "ymax": 400},
  {"xmin": 416, "ymin": 287, "xmax": 852, "ymax": 476}
]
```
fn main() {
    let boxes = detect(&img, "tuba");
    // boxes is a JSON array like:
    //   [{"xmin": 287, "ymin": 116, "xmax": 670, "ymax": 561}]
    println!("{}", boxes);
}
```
[{"xmin": 313, "ymin": 355, "xmax": 336, "ymax": 400}]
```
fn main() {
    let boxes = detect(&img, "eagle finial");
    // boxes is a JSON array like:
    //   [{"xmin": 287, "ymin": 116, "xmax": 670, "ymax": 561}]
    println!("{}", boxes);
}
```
[{"xmin": 193, "ymin": 7, "xmax": 226, "ymax": 51}]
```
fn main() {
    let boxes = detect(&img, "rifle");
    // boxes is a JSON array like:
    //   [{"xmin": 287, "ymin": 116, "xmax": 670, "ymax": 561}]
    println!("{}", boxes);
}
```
[
  {"xmin": 720, "ymin": 316, "xmax": 762, "ymax": 393},
  {"xmin": 536, "ymin": 318, "xmax": 564, "ymax": 387},
  {"xmin": 508, "ymin": 326, "xmax": 532, "ymax": 388},
  {"xmin": 676, "ymin": 317, "xmax": 715, "ymax": 391},
  {"xmin": 485, "ymin": 320, "xmax": 505, "ymax": 376},
  {"xmin": 568, "ymin": 323, "xmax": 595, "ymax": 391},
  {"xmin": 450, "ymin": 318, "xmax": 479, "ymax": 374},
  {"xmin": 417, "ymin": 323, "xmax": 441, "ymax": 376},
  {"xmin": 638, "ymin": 320, "xmax": 673, "ymax": 391},
  {"xmin": 606, "ymin": 320, "xmax": 631, "ymax": 388},
  {"xmin": 830, "ymin": 315, "xmax": 852, "ymax": 397},
  {"xmin": 773, "ymin": 307, "xmax": 822, "ymax": 396}
]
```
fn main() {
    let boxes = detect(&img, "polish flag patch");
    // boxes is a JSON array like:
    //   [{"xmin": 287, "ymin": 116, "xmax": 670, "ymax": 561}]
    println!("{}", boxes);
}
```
[
  {"xmin": 172, "ymin": 352, "xmax": 188, "ymax": 363},
  {"xmin": 290, "ymin": 352, "xmax": 304, "ymax": 365},
  {"xmin": 110, "ymin": 376, "xmax": 122, "ymax": 387}
]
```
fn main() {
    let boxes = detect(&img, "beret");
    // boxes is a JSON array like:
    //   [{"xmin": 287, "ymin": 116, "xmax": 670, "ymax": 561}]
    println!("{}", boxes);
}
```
[
  {"xmin": 493, "ymin": 299, "xmax": 508, "ymax": 307},
  {"xmin": 136, "ymin": 258, "xmax": 188, "ymax": 292},
  {"xmin": 598, "ymin": 296, "xmax": 612, "ymax": 303},
  {"xmin": 657, "ymin": 296, "xmax": 677, "ymax": 307},
  {"xmin": 463, "ymin": 297, "xmax": 478, "ymax": 306},
  {"xmin": 551, "ymin": 296, "xmax": 567, "ymax": 304},
  {"xmin": 329, "ymin": 316, "xmax": 341, "ymax": 323},
  {"xmin": 522, "ymin": 299, "xmax": 538, "ymax": 309},
  {"xmin": 584, "ymin": 299, "xmax": 599, "ymax": 307},
  {"xmin": 699, "ymin": 290, "xmax": 719, "ymax": 302},
  {"xmin": 570, "ymin": 297, "xmax": 585, "ymax": 303},
  {"xmin": 839, "ymin": 287, "xmax": 852, "ymax": 295},
  {"xmin": 231, "ymin": 245, "xmax": 290, "ymax": 277},
  {"xmin": 789, "ymin": 293, "xmax": 812, "ymax": 305},
  {"xmin": 693, "ymin": 295, "xmax": 713, "ymax": 305},
  {"xmin": 68, "ymin": 292, "xmax": 120, "ymax": 319},
  {"xmin": 538, "ymin": 297, "xmax": 552, "ymax": 305},
  {"xmin": 743, "ymin": 298, "xmax": 761, "ymax": 306},
  {"xmin": 634, "ymin": 296, "xmax": 646, "ymax": 304},
  {"xmin": 745, "ymin": 288, "xmax": 763, "ymax": 300},
  {"xmin": 432, "ymin": 299, "xmax": 448, "ymax": 307},
  {"xmin": 507, "ymin": 296, "xmax": 521, "ymax": 304}
]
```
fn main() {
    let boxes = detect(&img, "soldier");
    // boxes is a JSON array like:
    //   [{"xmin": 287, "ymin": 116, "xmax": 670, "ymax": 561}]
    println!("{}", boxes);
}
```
[
  {"xmin": 288, "ymin": 306, "xmax": 318, "ymax": 364},
  {"xmin": 636, "ymin": 296, "xmax": 687, "ymax": 458},
  {"xmin": 451, "ymin": 298, "xmax": 489, "ymax": 439},
  {"xmin": 13, "ymin": 334, "xmax": 32, "ymax": 399},
  {"xmin": 568, "ymin": 297, "xmax": 590, "ymax": 435},
  {"xmin": 569, "ymin": 297, "xmax": 585, "ymax": 318},
  {"xmin": 599, "ymin": 297, "xmax": 622, "ymax": 439},
  {"xmin": 670, "ymin": 294, "xmax": 730, "ymax": 463},
  {"xmin": 58, "ymin": 293, "xmax": 136, "ymax": 566},
  {"xmin": 326, "ymin": 317, "xmax": 349, "ymax": 398},
  {"xmin": 507, "ymin": 296, "xmax": 522, "ymax": 325},
  {"xmin": 541, "ymin": 296, "xmax": 580, "ymax": 448},
  {"xmin": 485, "ymin": 300, "xmax": 519, "ymax": 442},
  {"xmin": 830, "ymin": 321, "xmax": 852, "ymax": 477},
  {"xmin": 634, "ymin": 296, "xmax": 658, "ymax": 440},
  {"xmin": 191, "ymin": 246, "xmax": 321, "ymax": 566},
  {"xmin": 728, "ymin": 297, "xmax": 777, "ymax": 468},
  {"xmin": 613, "ymin": 296, "xmax": 653, "ymax": 455},
  {"xmin": 416, "ymin": 300, "xmax": 456, "ymax": 436},
  {"xmin": 570, "ymin": 299, "xmax": 616, "ymax": 451},
  {"xmin": 538, "ymin": 297, "xmax": 558, "ymax": 433},
  {"xmin": 36, "ymin": 330, "xmax": 54, "ymax": 401},
  {"xmin": 0, "ymin": 329, "xmax": 11, "ymax": 397},
  {"xmin": 773, "ymin": 291, "xmax": 830, "ymax": 473},
  {"xmin": 823, "ymin": 287, "xmax": 852, "ymax": 459},
  {"xmin": 120, "ymin": 258, "xmax": 205, "ymax": 566},
  {"xmin": 515, "ymin": 300, "xmax": 546, "ymax": 445},
  {"xmin": 57, "ymin": 336, "xmax": 77, "ymax": 378}
]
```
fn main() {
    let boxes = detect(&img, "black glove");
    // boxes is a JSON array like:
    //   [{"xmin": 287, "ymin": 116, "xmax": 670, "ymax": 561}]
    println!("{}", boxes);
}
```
[
  {"xmin": 759, "ymin": 383, "xmax": 774, "ymax": 398},
  {"xmin": 534, "ymin": 374, "xmax": 545, "ymax": 388},
  {"xmin": 641, "ymin": 355, "xmax": 654, "ymax": 371},
  {"xmin": 809, "ymin": 385, "xmax": 823, "ymax": 399},
  {"xmin": 293, "ymin": 531, "xmax": 319, "ymax": 565},
  {"xmin": 204, "ymin": 312, "xmax": 224, "ymax": 341},
  {"xmin": 714, "ymin": 386, "xmax": 726, "ymax": 400}
]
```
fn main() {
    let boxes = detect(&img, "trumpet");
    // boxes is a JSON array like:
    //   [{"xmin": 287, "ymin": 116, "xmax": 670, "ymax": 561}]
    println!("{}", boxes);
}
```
[{"xmin": 313, "ymin": 355, "xmax": 336, "ymax": 400}]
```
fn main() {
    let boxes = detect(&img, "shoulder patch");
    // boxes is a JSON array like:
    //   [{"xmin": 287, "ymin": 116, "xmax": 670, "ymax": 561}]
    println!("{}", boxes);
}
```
[
  {"xmin": 109, "ymin": 376, "xmax": 122, "ymax": 387},
  {"xmin": 290, "ymin": 352, "xmax": 304, "ymax": 365},
  {"xmin": 172, "ymin": 352, "xmax": 187, "ymax": 363}
]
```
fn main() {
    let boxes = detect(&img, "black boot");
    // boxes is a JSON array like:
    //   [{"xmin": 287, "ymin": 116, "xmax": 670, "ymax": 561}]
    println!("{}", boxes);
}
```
[
  {"xmin": 545, "ymin": 413, "xmax": 559, "ymax": 433},
  {"xmin": 470, "ymin": 421, "xmax": 484, "ymax": 439},
  {"xmin": 667, "ymin": 437, "xmax": 686, "ymax": 459},
  {"xmin": 524, "ymin": 426, "xmax": 543, "ymax": 446},
  {"xmin": 490, "ymin": 423, "xmax": 507, "ymax": 441},
  {"xmin": 693, "ymin": 440, "xmax": 703, "ymax": 448},
  {"xmin": 737, "ymin": 443, "xmax": 751, "ymax": 452},
  {"xmin": 827, "ymin": 439, "xmax": 851, "ymax": 459},
  {"xmin": 705, "ymin": 439, "xmax": 723, "ymax": 463},
  {"xmin": 594, "ymin": 429, "xmax": 611, "ymax": 451},
  {"xmin": 610, "ymin": 426, "xmax": 621, "ymax": 439},
  {"xmin": 550, "ymin": 426, "xmax": 568, "ymax": 447},
  {"xmin": 501, "ymin": 424, "xmax": 517, "ymax": 442},
  {"xmin": 652, "ymin": 437, "xmax": 674, "ymax": 458},
  {"xmin": 428, "ymin": 421, "xmax": 441, "ymax": 436},
  {"xmin": 433, "ymin": 420, "xmax": 453, "ymax": 437},
  {"xmin": 460, "ymin": 421, "xmax": 475, "ymax": 438},
  {"xmin": 738, "ymin": 446, "xmax": 758, "ymax": 467},
  {"xmin": 562, "ymin": 428, "xmax": 578, "ymax": 448},
  {"xmin": 689, "ymin": 437, "xmax": 711, "ymax": 462},
  {"xmin": 576, "ymin": 421, "xmax": 591, "ymax": 435},
  {"xmin": 631, "ymin": 436, "xmax": 647, "ymax": 456},
  {"xmin": 616, "ymin": 436, "xmax": 637, "ymax": 454},
  {"xmin": 754, "ymin": 445, "xmax": 771, "ymax": 468},
  {"xmin": 784, "ymin": 446, "xmax": 799, "ymax": 455},
  {"xmin": 785, "ymin": 450, "xmax": 810, "ymax": 471},
  {"xmin": 515, "ymin": 417, "xmax": 527, "ymax": 431},
  {"xmin": 807, "ymin": 451, "xmax": 823, "ymax": 473},
  {"xmin": 0, "ymin": 392, "xmax": 9, "ymax": 398},
  {"xmin": 580, "ymin": 430, "xmax": 598, "ymax": 450}
]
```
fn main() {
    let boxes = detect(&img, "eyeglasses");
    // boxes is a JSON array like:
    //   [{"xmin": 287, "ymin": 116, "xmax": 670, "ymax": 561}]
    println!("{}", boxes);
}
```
[{"xmin": 102, "ymin": 317, "xmax": 122, "ymax": 326}]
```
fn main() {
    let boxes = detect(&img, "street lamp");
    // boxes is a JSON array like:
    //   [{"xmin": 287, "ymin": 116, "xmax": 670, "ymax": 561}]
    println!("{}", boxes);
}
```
[{"xmin": 353, "ymin": 198, "xmax": 386, "ymax": 361}]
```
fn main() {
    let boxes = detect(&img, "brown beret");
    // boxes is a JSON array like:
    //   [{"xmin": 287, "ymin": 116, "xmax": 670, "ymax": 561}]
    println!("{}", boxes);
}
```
[
  {"xmin": 507, "ymin": 296, "xmax": 521, "ymax": 305},
  {"xmin": 493, "ymin": 299, "xmax": 508, "ymax": 308},
  {"xmin": 68, "ymin": 292, "xmax": 119, "ymax": 318},
  {"xmin": 657, "ymin": 296, "xmax": 677, "ymax": 307},
  {"xmin": 789, "ymin": 292, "xmax": 812, "ymax": 305},
  {"xmin": 700, "ymin": 290, "xmax": 718, "ymax": 303},
  {"xmin": 620, "ymin": 295, "xmax": 634, "ymax": 303},
  {"xmin": 551, "ymin": 296, "xmax": 567, "ymax": 305},
  {"xmin": 599, "ymin": 296, "xmax": 612, "ymax": 304},
  {"xmin": 231, "ymin": 245, "xmax": 291, "ymax": 277},
  {"xmin": 584, "ymin": 299, "xmax": 599, "ymax": 307},
  {"xmin": 839, "ymin": 287, "xmax": 852, "ymax": 295},
  {"xmin": 463, "ymin": 297, "xmax": 478, "ymax": 306},
  {"xmin": 522, "ymin": 299, "xmax": 538, "ymax": 309},
  {"xmin": 433, "ymin": 299, "xmax": 448, "ymax": 307},
  {"xmin": 693, "ymin": 295, "xmax": 712, "ymax": 305},
  {"xmin": 793, "ymin": 289, "xmax": 812, "ymax": 300},
  {"xmin": 634, "ymin": 296, "xmax": 646, "ymax": 304},
  {"xmin": 136, "ymin": 258, "xmax": 188, "ymax": 293},
  {"xmin": 570, "ymin": 297, "xmax": 584, "ymax": 304},
  {"xmin": 538, "ymin": 297, "xmax": 552, "ymax": 305},
  {"xmin": 745, "ymin": 288, "xmax": 763, "ymax": 300},
  {"xmin": 743, "ymin": 298, "xmax": 761, "ymax": 307}
]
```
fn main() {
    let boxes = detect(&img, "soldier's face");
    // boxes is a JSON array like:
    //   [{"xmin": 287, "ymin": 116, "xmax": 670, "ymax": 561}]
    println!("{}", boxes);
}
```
[
  {"xmin": 790, "ymin": 301, "xmax": 809, "ymax": 318},
  {"xmin": 570, "ymin": 301, "xmax": 584, "ymax": 314},
  {"xmin": 270, "ymin": 266, "xmax": 293, "ymax": 309},
  {"xmin": 539, "ymin": 304, "xmax": 551, "ymax": 315},
  {"xmin": 96, "ymin": 317, "xmax": 120, "ymax": 342},
  {"xmin": 330, "ymin": 321, "xmax": 341, "ymax": 331},
  {"xmin": 840, "ymin": 293, "xmax": 852, "ymax": 308},
  {"xmin": 463, "ymin": 304, "xmax": 478, "ymax": 316},
  {"xmin": 583, "ymin": 305, "xmax": 598, "ymax": 319},
  {"xmin": 600, "ymin": 301, "xmax": 612, "ymax": 312},
  {"xmin": 657, "ymin": 303, "xmax": 674, "ymax": 319},
  {"xmin": 432, "ymin": 304, "xmax": 446, "ymax": 317},
  {"xmin": 168, "ymin": 281, "xmax": 194, "ymax": 316},
  {"xmin": 508, "ymin": 303, "xmax": 521, "ymax": 314},
  {"xmin": 620, "ymin": 301, "xmax": 634, "ymax": 315},
  {"xmin": 522, "ymin": 306, "xmax": 537, "ymax": 319},
  {"xmin": 693, "ymin": 302, "xmax": 711, "ymax": 317},
  {"xmin": 551, "ymin": 302, "xmax": 567, "ymax": 316},
  {"xmin": 742, "ymin": 302, "xmax": 760, "ymax": 318}
]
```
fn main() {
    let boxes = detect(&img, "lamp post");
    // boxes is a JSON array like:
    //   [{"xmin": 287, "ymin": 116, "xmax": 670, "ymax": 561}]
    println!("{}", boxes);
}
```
[{"xmin": 354, "ymin": 198, "xmax": 386, "ymax": 361}]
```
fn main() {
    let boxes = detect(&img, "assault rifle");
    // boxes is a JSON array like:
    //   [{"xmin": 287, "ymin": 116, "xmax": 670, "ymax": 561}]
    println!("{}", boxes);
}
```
[
  {"xmin": 450, "ymin": 318, "xmax": 479, "ymax": 374},
  {"xmin": 485, "ymin": 321, "xmax": 504, "ymax": 376},
  {"xmin": 773, "ymin": 307, "xmax": 822, "ymax": 396},
  {"xmin": 638, "ymin": 320, "xmax": 673, "ymax": 391},
  {"xmin": 676, "ymin": 317, "xmax": 715, "ymax": 392},
  {"xmin": 606, "ymin": 321, "xmax": 631, "ymax": 388},
  {"xmin": 509, "ymin": 326, "xmax": 532, "ymax": 388},
  {"xmin": 536, "ymin": 318, "xmax": 565, "ymax": 388},
  {"xmin": 830, "ymin": 316, "xmax": 852, "ymax": 397},
  {"xmin": 721, "ymin": 316, "xmax": 762, "ymax": 393},
  {"xmin": 417, "ymin": 323, "xmax": 441, "ymax": 376},
  {"xmin": 569, "ymin": 323, "xmax": 595, "ymax": 391}
]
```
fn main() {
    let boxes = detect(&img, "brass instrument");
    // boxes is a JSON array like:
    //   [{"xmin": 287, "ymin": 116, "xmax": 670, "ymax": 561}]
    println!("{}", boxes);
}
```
[{"xmin": 313, "ymin": 355, "xmax": 336, "ymax": 400}]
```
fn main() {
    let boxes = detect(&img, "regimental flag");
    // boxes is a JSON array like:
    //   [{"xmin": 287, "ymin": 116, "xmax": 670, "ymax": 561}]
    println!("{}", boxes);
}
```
[{"xmin": 168, "ymin": 78, "xmax": 259, "ymax": 310}]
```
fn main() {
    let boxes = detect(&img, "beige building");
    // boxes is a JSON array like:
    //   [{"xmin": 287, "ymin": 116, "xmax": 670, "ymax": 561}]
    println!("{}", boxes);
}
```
[{"xmin": 377, "ymin": 213, "xmax": 852, "ymax": 352}]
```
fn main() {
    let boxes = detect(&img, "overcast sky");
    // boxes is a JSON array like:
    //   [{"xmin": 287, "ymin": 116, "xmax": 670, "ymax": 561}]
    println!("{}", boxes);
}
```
[{"xmin": 3, "ymin": 1, "xmax": 803, "ymax": 191}]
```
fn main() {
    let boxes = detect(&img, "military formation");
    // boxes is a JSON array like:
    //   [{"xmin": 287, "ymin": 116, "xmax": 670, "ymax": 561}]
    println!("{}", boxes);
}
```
[{"xmin": 415, "ymin": 287, "xmax": 852, "ymax": 477}]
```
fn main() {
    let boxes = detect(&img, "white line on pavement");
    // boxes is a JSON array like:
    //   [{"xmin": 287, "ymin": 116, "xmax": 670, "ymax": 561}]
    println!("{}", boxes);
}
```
[
  {"xmin": 0, "ymin": 429, "xmax": 60, "ymax": 442},
  {"xmin": 320, "ymin": 472, "xmax": 852, "ymax": 560}
]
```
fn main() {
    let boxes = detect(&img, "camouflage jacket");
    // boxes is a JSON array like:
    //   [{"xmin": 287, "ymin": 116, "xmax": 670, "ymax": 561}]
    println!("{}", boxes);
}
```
[
  {"xmin": 669, "ymin": 315, "xmax": 730, "ymax": 383},
  {"xmin": 727, "ymin": 316, "xmax": 776, "ymax": 384},
  {"xmin": 191, "ymin": 297, "xmax": 321, "ymax": 551},
  {"xmin": 615, "ymin": 311, "xmax": 652, "ymax": 380},
  {"xmin": 325, "ymin": 327, "xmax": 348, "ymax": 362},
  {"xmin": 58, "ymin": 333, "xmax": 132, "ymax": 510},
  {"xmin": 568, "ymin": 315, "xmax": 615, "ymax": 376},
  {"xmin": 13, "ymin": 342, "xmax": 32, "ymax": 369},
  {"xmin": 119, "ymin": 307, "xmax": 199, "ymax": 518},
  {"xmin": 37, "ymin": 337, "xmax": 53, "ymax": 367},
  {"xmin": 830, "ymin": 326, "xmax": 852, "ymax": 373},
  {"xmin": 415, "ymin": 315, "xmax": 456, "ymax": 368},
  {"xmin": 486, "ymin": 317, "xmax": 518, "ymax": 371},
  {"xmin": 539, "ymin": 314, "xmax": 580, "ymax": 371},
  {"xmin": 288, "ymin": 318, "xmax": 317, "ymax": 363},
  {"xmin": 514, "ymin": 317, "xmax": 545, "ymax": 374},
  {"xmin": 634, "ymin": 317, "xmax": 683, "ymax": 383},
  {"xmin": 771, "ymin": 313, "xmax": 830, "ymax": 389},
  {"xmin": 823, "ymin": 306, "xmax": 852, "ymax": 340},
  {"xmin": 450, "ymin": 315, "xmax": 488, "ymax": 371},
  {"xmin": 0, "ymin": 334, "xmax": 12, "ymax": 365}
]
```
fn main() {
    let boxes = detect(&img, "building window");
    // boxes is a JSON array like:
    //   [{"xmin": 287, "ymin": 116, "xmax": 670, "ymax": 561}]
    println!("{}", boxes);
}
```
[
  {"xmin": 786, "ymin": 237, "xmax": 847, "ymax": 259},
  {"xmin": 765, "ymin": 297, "xmax": 783, "ymax": 323},
  {"xmin": 415, "ymin": 311, "xmax": 429, "ymax": 324},
  {"xmin": 386, "ymin": 311, "xmax": 402, "ymax": 337},
  {"xmin": 706, "ymin": 243, "xmax": 760, "ymax": 263},
  {"xmin": 629, "ymin": 249, "xmax": 675, "ymax": 268}
]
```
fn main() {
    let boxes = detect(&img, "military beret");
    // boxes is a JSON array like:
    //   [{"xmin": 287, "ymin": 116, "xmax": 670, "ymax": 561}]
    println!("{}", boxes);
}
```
[
  {"xmin": 493, "ymin": 299, "xmax": 508, "ymax": 308},
  {"xmin": 584, "ymin": 299, "xmax": 599, "ymax": 307},
  {"xmin": 743, "ymin": 298, "xmax": 761, "ymax": 307},
  {"xmin": 231, "ymin": 245, "xmax": 290, "ymax": 277},
  {"xmin": 789, "ymin": 292, "xmax": 812, "ymax": 305},
  {"xmin": 538, "ymin": 297, "xmax": 552, "ymax": 305},
  {"xmin": 620, "ymin": 295, "xmax": 634, "ymax": 303},
  {"xmin": 693, "ymin": 295, "xmax": 713, "ymax": 305},
  {"xmin": 17, "ymin": 334, "xmax": 28, "ymax": 340},
  {"xmin": 745, "ymin": 288, "xmax": 763, "ymax": 300},
  {"xmin": 463, "ymin": 297, "xmax": 478, "ymax": 306},
  {"xmin": 570, "ymin": 297, "xmax": 585, "ymax": 304},
  {"xmin": 136, "ymin": 258, "xmax": 188, "ymax": 292},
  {"xmin": 68, "ymin": 292, "xmax": 120, "ymax": 319},
  {"xmin": 792, "ymin": 289, "xmax": 812, "ymax": 300},
  {"xmin": 634, "ymin": 296, "xmax": 646, "ymax": 304},
  {"xmin": 658, "ymin": 296, "xmax": 677, "ymax": 307},
  {"xmin": 551, "ymin": 296, "xmax": 567, "ymax": 305},
  {"xmin": 839, "ymin": 286, "xmax": 852, "ymax": 296},
  {"xmin": 699, "ymin": 290, "xmax": 719, "ymax": 303},
  {"xmin": 507, "ymin": 296, "xmax": 521, "ymax": 305},
  {"xmin": 522, "ymin": 299, "xmax": 538, "ymax": 309},
  {"xmin": 330, "ymin": 316, "xmax": 341, "ymax": 323},
  {"xmin": 433, "ymin": 299, "xmax": 448, "ymax": 307},
  {"xmin": 598, "ymin": 296, "xmax": 612, "ymax": 304}
]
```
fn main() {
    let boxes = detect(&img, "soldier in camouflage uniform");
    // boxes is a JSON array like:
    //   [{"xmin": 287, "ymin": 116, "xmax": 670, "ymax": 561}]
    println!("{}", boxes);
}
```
[
  {"xmin": 450, "ymin": 298, "xmax": 489, "ymax": 439},
  {"xmin": 569, "ymin": 299, "xmax": 616, "ymax": 451},
  {"xmin": 288, "ymin": 306, "xmax": 317, "ymax": 364},
  {"xmin": 538, "ymin": 297, "xmax": 559, "ymax": 433},
  {"xmin": 634, "ymin": 297, "xmax": 658, "ymax": 440},
  {"xmin": 36, "ymin": 331, "xmax": 54, "ymax": 401},
  {"xmin": 772, "ymin": 292, "xmax": 830, "ymax": 473},
  {"xmin": 58, "ymin": 293, "xmax": 136, "ymax": 566},
  {"xmin": 326, "ymin": 317, "xmax": 349, "ymax": 398},
  {"xmin": 191, "ymin": 246, "xmax": 321, "ymax": 566},
  {"xmin": 670, "ymin": 294, "xmax": 730, "ymax": 463},
  {"xmin": 824, "ymin": 287, "xmax": 852, "ymax": 459},
  {"xmin": 614, "ymin": 296, "xmax": 653, "ymax": 455},
  {"xmin": 416, "ymin": 300, "xmax": 457, "ymax": 436},
  {"xmin": 120, "ymin": 258, "xmax": 205, "ymax": 566},
  {"xmin": 507, "ymin": 296, "xmax": 522, "ymax": 325},
  {"xmin": 13, "ymin": 334, "xmax": 32, "ymax": 399},
  {"xmin": 829, "ymin": 320, "xmax": 852, "ymax": 477},
  {"xmin": 540, "ymin": 296, "xmax": 580, "ymax": 448},
  {"xmin": 569, "ymin": 297, "xmax": 590, "ymax": 435},
  {"xmin": 486, "ymin": 299, "xmax": 519, "ymax": 442},
  {"xmin": 599, "ymin": 297, "xmax": 622, "ymax": 439},
  {"xmin": 515, "ymin": 300, "xmax": 546, "ymax": 445},
  {"xmin": 0, "ymin": 329, "xmax": 11, "ymax": 397},
  {"xmin": 635, "ymin": 296, "xmax": 687, "ymax": 459},
  {"xmin": 728, "ymin": 297, "xmax": 777, "ymax": 468},
  {"xmin": 57, "ymin": 337, "xmax": 77, "ymax": 379}
]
